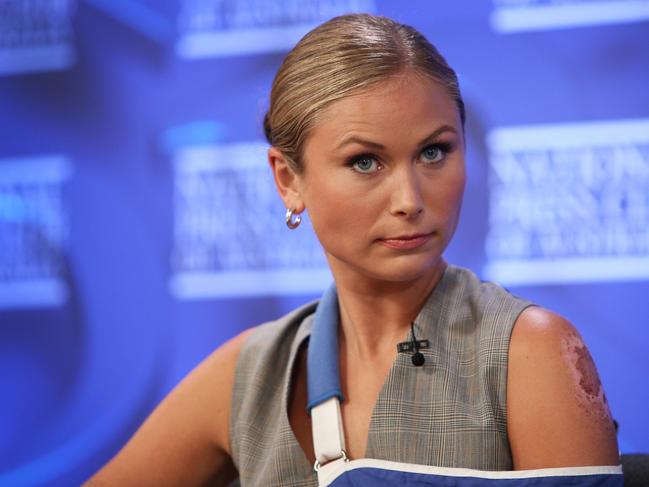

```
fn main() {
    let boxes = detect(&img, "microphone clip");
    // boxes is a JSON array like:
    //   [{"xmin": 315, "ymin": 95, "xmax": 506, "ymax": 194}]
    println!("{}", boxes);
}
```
[
  {"xmin": 396, "ymin": 340, "xmax": 430, "ymax": 353},
  {"xmin": 396, "ymin": 322, "xmax": 429, "ymax": 366}
]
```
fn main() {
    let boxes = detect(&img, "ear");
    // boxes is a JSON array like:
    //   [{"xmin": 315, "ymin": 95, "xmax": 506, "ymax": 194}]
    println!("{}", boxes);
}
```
[{"xmin": 268, "ymin": 147, "xmax": 305, "ymax": 213}]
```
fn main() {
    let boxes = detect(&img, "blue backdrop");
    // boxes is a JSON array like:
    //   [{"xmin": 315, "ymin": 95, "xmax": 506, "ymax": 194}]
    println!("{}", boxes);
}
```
[{"xmin": 0, "ymin": 1, "xmax": 648, "ymax": 486}]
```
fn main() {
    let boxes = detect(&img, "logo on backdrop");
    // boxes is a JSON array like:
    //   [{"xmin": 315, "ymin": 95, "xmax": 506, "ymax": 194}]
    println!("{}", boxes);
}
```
[
  {"xmin": 0, "ymin": 0, "xmax": 76, "ymax": 76},
  {"xmin": 484, "ymin": 118, "xmax": 649, "ymax": 285},
  {"xmin": 169, "ymin": 141, "xmax": 330, "ymax": 299},
  {"xmin": 490, "ymin": 0, "xmax": 649, "ymax": 33},
  {"xmin": 0, "ymin": 155, "xmax": 72, "ymax": 308},
  {"xmin": 176, "ymin": 0, "xmax": 376, "ymax": 58}
]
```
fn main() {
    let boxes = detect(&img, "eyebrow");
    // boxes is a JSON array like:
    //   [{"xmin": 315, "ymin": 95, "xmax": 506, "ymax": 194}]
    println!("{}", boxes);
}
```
[{"xmin": 335, "ymin": 125, "xmax": 458, "ymax": 151}]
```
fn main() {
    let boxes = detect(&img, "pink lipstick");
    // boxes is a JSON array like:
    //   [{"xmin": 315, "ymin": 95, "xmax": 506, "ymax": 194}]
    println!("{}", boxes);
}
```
[{"xmin": 379, "ymin": 232, "xmax": 434, "ymax": 250}]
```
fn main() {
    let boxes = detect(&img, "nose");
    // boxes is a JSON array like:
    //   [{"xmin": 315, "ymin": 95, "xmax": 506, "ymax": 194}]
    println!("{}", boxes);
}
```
[{"xmin": 389, "ymin": 164, "xmax": 424, "ymax": 219}]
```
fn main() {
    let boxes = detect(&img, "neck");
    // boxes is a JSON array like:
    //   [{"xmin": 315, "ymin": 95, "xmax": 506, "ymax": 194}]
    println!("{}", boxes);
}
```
[{"xmin": 329, "ymin": 258, "xmax": 447, "ymax": 362}]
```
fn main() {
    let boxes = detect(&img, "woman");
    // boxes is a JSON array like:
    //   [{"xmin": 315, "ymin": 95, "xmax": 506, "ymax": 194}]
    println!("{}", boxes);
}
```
[{"xmin": 87, "ymin": 14, "xmax": 621, "ymax": 486}]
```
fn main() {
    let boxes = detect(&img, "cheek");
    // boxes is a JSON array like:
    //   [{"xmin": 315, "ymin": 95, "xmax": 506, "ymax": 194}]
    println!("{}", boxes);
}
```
[
  {"xmin": 448, "ymin": 174, "xmax": 467, "ymax": 212},
  {"xmin": 428, "ymin": 168, "xmax": 466, "ymax": 217},
  {"xmin": 304, "ymin": 179, "xmax": 378, "ymax": 245},
  {"xmin": 304, "ymin": 181, "xmax": 346, "ymax": 231}
]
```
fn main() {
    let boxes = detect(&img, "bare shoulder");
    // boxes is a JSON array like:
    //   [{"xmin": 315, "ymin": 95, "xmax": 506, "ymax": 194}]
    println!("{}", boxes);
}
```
[
  {"xmin": 85, "ymin": 327, "xmax": 256, "ymax": 486},
  {"xmin": 507, "ymin": 306, "xmax": 619, "ymax": 470},
  {"xmin": 179, "ymin": 327, "xmax": 257, "ymax": 450}
]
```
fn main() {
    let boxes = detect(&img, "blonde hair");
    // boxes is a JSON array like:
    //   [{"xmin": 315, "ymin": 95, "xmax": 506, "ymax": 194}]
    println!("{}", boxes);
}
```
[{"xmin": 264, "ymin": 13, "xmax": 465, "ymax": 173}]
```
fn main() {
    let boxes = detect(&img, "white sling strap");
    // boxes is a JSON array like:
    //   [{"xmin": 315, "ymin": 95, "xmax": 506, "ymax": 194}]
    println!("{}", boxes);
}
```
[
  {"xmin": 311, "ymin": 396, "xmax": 348, "ymax": 484},
  {"xmin": 306, "ymin": 284, "xmax": 349, "ymax": 482}
]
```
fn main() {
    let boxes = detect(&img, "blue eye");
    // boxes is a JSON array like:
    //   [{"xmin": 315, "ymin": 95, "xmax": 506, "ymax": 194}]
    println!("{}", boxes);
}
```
[
  {"xmin": 350, "ymin": 155, "xmax": 381, "ymax": 173},
  {"xmin": 420, "ymin": 145, "xmax": 446, "ymax": 164}
]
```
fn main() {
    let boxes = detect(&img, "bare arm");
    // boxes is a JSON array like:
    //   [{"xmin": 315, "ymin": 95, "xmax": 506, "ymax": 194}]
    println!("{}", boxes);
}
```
[
  {"xmin": 507, "ymin": 306, "xmax": 619, "ymax": 470},
  {"xmin": 85, "ymin": 328, "xmax": 254, "ymax": 486}
]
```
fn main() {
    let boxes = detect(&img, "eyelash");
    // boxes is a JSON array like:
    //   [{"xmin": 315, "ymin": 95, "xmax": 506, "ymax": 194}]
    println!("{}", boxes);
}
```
[{"xmin": 346, "ymin": 142, "xmax": 453, "ymax": 174}]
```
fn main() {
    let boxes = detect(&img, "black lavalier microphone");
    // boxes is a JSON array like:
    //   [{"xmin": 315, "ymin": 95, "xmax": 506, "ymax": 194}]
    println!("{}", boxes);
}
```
[{"xmin": 396, "ymin": 322, "xmax": 429, "ymax": 366}]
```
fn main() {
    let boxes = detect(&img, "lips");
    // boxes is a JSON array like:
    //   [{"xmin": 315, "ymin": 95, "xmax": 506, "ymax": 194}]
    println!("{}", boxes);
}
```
[{"xmin": 378, "ymin": 232, "xmax": 434, "ymax": 250}]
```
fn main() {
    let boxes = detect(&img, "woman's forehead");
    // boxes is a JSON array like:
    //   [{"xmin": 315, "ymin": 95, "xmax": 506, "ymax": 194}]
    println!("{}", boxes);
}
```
[{"xmin": 309, "ymin": 74, "xmax": 461, "ymax": 146}]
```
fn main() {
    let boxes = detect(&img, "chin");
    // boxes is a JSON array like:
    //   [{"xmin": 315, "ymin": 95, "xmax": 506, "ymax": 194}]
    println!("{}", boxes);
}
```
[
  {"xmin": 377, "ymin": 261, "xmax": 441, "ymax": 283},
  {"xmin": 324, "ymin": 241, "xmax": 447, "ymax": 282},
  {"xmin": 347, "ymin": 254, "xmax": 443, "ymax": 285}
]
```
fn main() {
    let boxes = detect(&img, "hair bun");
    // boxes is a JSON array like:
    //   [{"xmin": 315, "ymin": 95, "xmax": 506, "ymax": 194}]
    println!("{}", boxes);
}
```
[{"xmin": 263, "ymin": 112, "xmax": 273, "ymax": 144}]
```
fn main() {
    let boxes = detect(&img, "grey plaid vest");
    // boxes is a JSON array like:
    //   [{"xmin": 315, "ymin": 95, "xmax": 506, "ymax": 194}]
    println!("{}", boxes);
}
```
[{"xmin": 229, "ymin": 265, "xmax": 532, "ymax": 486}]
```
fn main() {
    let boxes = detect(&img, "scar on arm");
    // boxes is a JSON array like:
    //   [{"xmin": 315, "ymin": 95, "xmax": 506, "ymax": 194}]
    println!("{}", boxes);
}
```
[{"xmin": 562, "ymin": 330, "xmax": 614, "ymax": 425}]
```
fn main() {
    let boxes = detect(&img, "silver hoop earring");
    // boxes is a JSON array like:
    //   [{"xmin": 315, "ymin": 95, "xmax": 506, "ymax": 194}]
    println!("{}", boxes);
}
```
[{"xmin": 285, "ymin": 208, "xmax": 302, "ymax": 229}]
